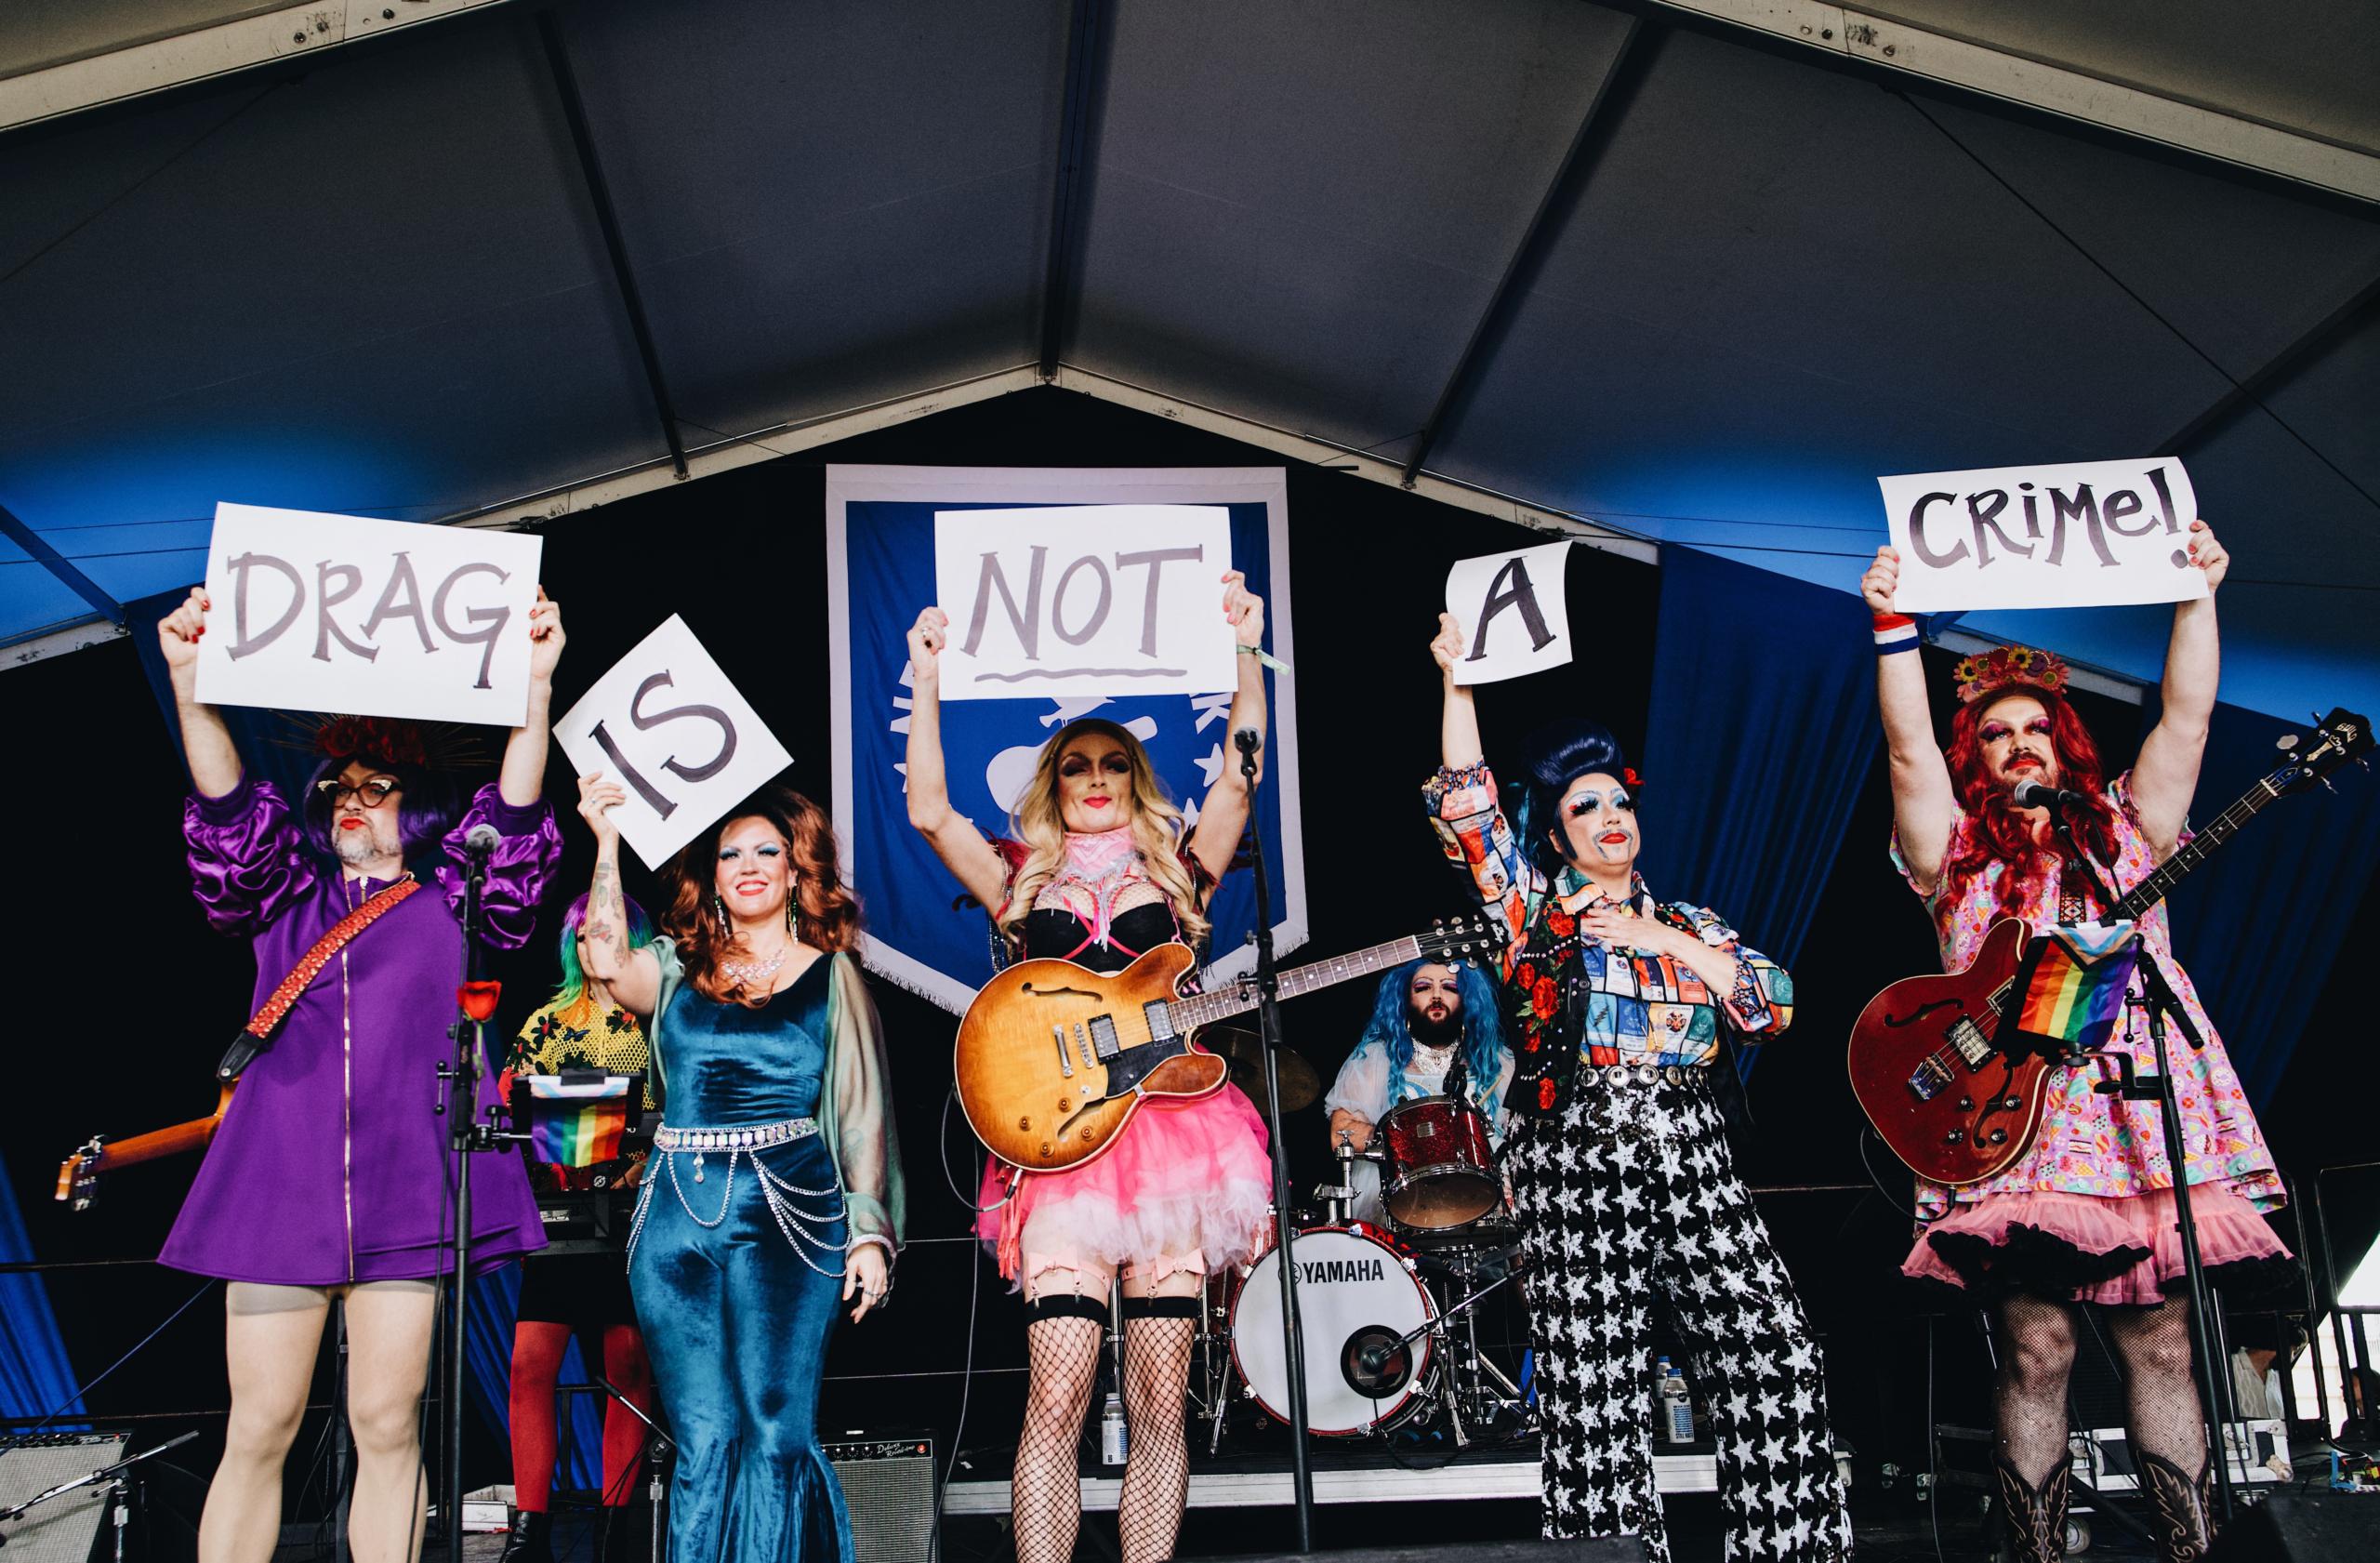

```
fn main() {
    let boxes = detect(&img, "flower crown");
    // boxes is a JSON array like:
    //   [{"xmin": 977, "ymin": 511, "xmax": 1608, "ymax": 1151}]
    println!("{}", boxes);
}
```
[
  {"xmin": 1952, "ymin": 644, "xmax": 2070, "ymax": 706},
  {"xmin": 268, "ymin": 712, "xmax": 488, "ymax": 772}
]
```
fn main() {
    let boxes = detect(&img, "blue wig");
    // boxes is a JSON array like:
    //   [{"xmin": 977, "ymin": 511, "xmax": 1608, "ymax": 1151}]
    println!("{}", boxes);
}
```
[
  {"xmin": 1358, "ymin": 957, "xmax": 1508, "ymax": 1106},
  {"xmin": 1512, "ymin": 717, "xmax": 1633, "ymax": 881},
  {"xmin": 552, "ymin": 890, "xmax": 654, "ymax": 1009}
]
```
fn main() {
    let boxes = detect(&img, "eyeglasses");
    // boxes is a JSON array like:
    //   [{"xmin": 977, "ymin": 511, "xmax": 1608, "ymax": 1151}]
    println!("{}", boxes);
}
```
[{"xmin": 316, "ymin": 777, "xmax": 401, "ymax": 807}]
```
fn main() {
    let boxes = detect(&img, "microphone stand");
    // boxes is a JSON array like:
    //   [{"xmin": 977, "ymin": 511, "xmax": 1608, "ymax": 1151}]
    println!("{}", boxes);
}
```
[
  {"xmin": 2042, "ymin": 801, "xmax": 2238, "ymax": 1525},
  {"xmin": 435, "ymin": 835, "xmax": 509, "ymax": 1560},
  {"xmin": 1234, "ymin": 728, "xmax": 1315, "ymax": 1552}
]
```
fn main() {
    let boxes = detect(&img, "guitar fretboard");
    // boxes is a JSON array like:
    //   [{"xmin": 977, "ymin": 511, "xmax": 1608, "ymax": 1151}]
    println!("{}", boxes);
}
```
[
  {"xmin": 1170, "ymin": 934, "xmax": 1427, "ymax": 1030},
  {"xmin": 2108, "ymin": 776, "xmax": 2280, "ymax": 921}
]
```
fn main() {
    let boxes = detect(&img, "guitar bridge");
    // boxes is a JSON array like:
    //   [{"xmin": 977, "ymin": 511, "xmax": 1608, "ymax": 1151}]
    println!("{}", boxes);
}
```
[{"xmin": 1908, "ymin": 1055, "xmax": 1954, "ymax": 1101}]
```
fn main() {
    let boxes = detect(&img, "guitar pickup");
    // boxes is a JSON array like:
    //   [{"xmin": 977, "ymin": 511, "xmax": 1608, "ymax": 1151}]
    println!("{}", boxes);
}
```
[
  {"xmin": 1908, "ymin": 1055, "xmax": 1954, "ymax": 1101},
  {"xmin": 1088, "ymin": 1014, "xmax": 1122, "ymax": 1061},
  {"xmin": 1144, "ymin": 1001, "xmax": 1175, "ymax": 1042},
  {"xmin": 1945, "ymin": 1016, "xmax": 1992, "ymax": 1066}
]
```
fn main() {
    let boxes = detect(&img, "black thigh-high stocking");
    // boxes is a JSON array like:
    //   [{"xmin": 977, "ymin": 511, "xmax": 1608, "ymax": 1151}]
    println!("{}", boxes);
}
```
[
  {"xmin": 1993, "ymin": 1293, "xmax": 2079, "ymax": 1563},
  {"xmin": 1014, "ymin": 1294, "xmax": 1106, "ymax": 1563},
  {"xmin": 1117, "ymin": 1298, "xmax": 1197, "ymax": 1563},
  {"xmin": 2108, "ymin": 1296, "xmax": 2216, "ymax": 1562}
]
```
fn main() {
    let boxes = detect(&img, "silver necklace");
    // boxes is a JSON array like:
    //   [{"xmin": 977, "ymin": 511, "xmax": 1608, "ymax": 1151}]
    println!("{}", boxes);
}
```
[{"xmin": 721, "ymin": 946, "xmax": 792, "ymax": 986}]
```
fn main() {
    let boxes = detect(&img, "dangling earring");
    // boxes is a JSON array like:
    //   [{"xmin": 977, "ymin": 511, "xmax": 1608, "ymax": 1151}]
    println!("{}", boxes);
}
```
[
  {"xmin": 714, "ymin": 894, "xmax": 729, "ymax": 929},
  {"xmin": 786, "ymin": 876, "xmax": 799, "ymax": 935}
]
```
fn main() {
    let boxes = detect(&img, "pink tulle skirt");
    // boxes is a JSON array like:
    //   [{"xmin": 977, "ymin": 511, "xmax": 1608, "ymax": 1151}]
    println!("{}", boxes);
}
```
[
  {"xmin": 1905, "ymin": 1183, "xmax": 2290, "ymax": 1306},
  {"xmin": 976, "ymin": 1083, "xmax": 1275, "ymax": 1288}
]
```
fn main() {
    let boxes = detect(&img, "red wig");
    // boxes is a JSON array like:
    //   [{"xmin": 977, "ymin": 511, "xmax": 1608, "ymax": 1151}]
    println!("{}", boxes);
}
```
[
  {"xmin": 661, "ymin": 786, "xmax": 861, "ymax": 1007},
  {"xmin": 1937, "ymin": 686, "xmax": 2122, "ymax": 929}
]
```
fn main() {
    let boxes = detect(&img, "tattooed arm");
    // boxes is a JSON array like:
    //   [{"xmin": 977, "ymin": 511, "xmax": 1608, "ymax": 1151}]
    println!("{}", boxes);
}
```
[{"xmin": 576, "ymin": 773, "xmax": 660, "ymax": 1016}]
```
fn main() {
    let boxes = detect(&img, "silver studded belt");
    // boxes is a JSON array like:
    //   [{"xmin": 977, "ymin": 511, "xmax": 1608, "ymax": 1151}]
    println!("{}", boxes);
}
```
[
  {"xmin": 654, "ymin": 1117, "xmax": 818, "ymax": 1152},
  {"xmin": 1577, "ymin": 1064, "xmax": 1697, "ymax": 1089}
]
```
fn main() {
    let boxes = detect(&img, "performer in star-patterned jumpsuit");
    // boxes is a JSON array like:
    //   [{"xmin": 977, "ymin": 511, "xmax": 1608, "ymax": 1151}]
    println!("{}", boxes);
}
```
[{"xmin": 1422, "ymin": 614, "xmax": 1853, "ymax": 1563}]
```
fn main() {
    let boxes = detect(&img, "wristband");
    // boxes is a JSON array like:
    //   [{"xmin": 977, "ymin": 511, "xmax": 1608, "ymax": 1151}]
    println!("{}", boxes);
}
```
[
  {"xmin": 1236, "ymin": 643, "xmax": 1291, "ymax": 673},
  {"xmin": 1872, "ymin": 612, "xmax": 1919, "ymax": 656}
]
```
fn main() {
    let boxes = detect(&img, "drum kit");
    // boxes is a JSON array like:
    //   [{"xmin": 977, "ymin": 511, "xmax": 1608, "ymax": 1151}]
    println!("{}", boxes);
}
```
[{"xmin": 1184, "ymin": 1032, "xmax": 1534, "ymax": 1453}]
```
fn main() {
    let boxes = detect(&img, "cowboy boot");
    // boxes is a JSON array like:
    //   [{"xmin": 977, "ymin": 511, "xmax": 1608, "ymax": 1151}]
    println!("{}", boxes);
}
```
[
  {"xmin": 496, "ymin": 1508, "xmax": 555, "ymax": 1563},
  {"xmin": 2137, "ymin": 1450, "xmax": 2216, "ymax": 1563},
  {"xmin": 1995, "ymin": 1454, "xmax": 2070, "ymax": 1562}
]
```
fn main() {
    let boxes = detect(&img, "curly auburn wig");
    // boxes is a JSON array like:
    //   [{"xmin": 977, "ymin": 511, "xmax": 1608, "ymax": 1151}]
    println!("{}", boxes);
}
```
[
  {"xmin": 1938, "ymin": 685, "xmax": 2122, "ymax": 927},
  {"xmin": 660, "ymin": 785, "xmax": 860, "ymax": 1007}
]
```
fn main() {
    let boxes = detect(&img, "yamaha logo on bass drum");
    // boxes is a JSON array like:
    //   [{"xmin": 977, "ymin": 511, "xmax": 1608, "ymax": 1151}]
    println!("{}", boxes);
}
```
[{"xmin": 1298, "ymin": 1254, "xmax": 1386, "ymax": 1285}]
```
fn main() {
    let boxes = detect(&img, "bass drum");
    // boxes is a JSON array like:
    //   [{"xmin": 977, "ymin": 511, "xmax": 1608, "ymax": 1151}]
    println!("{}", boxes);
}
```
[{"xmin": 1229, "ymin": 1224, "xmax": 1435, "ymax": 1437}]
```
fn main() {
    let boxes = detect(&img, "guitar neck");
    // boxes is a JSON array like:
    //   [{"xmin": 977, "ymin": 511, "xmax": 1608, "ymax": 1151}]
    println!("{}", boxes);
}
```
[
  {"xmin": 2108, "ymin": 776, "xmax": 2281, "ymax": 921},
  {"xmin": 1170, "ymin": 934, "xmax": 1426, "ymax": 1030}
]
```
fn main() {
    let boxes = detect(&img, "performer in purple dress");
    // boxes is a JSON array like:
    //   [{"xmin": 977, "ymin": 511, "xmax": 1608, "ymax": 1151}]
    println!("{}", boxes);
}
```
[{"xmin": 155, "ymin": 583, "xmax": 565, "ymax": 1563}]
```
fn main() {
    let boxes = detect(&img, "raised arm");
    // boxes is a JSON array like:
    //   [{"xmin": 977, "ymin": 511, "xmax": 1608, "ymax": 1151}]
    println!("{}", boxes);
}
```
[
  {"xmin": 2129, "ymin": 522, "xmax": 2226, "ymax": 860},
  {"xmin": 901, "ymin": 606, "xmax": 1010, "ymax": 909},
  {"xmin": 575, "ymin": 772, "xmax": 660, "ymax": 1016},
  {"xmin": 496, "ymin": 589, "xmax": 563, "ymax": 808},
  {"xmin": 1434, "ymin": 612, "xmax": 1484, "ymax": 769},
  {"xmin": 1861, "ymin": 547, "xmax": 1956, "ymax": 894},
  {"xmin": 1425, "ymin": 615, "xmax": 1527, "ymax": 967},
  {"xmin": 158, "ymin": 587, "xmax": 243, "ymax": 798},
  {"xmin": 1187, "ymin": 571, "xmax": 1270, "ymax": 883}
]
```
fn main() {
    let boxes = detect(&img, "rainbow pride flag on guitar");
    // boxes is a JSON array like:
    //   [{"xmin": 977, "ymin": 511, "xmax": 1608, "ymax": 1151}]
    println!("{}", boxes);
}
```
[
  {"xmin": 2011, "ymin": 921, "xmax": 2139, "ymax": 1059},
  {"xmin": 520, "ymin": 1074, "xmax": 638, "ymax": 1169}
]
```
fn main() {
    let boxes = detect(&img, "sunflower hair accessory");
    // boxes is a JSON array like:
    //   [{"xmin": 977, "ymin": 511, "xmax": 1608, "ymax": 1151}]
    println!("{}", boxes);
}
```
[{"xmin": 1953, "ymin": 644, "xmax": 2070, "ymax": 706}]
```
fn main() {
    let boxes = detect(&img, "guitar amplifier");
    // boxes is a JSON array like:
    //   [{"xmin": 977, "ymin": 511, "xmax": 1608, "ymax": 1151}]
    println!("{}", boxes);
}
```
[
  {"xmin": 0, "ymin": 1432, "xmax": 129, "ymax": 1563},
  {"xmin": 824, "ymin": 1432, "xmax": 936, "ymax": 1563},
  {"xmin": 531, "ymin": 1188, "xmax": 639, "ymax": 1256}
]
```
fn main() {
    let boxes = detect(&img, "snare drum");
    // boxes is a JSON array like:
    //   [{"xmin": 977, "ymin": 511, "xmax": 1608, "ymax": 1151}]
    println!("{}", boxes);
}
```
[
  {"xmin": 1379, "ymin": 1096, "xmax": 1501, "ymax": 1230},
  {"xmin": 1229, "ymin": 1224, "xmax": 1435, "ymax": 1436}
]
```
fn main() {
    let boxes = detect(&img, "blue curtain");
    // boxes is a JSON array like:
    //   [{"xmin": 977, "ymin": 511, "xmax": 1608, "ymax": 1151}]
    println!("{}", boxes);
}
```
[
  {"xmin": 466, "ymin": 1264, "xmax": 602, "ymax": 1492},
  {"xmin": 2154, "ymin": 698, "xmax": 2380, "ymax": 1108},
  {"xmin": 1638, "ymin": 547, "xmax": 1882, "ymax": 1076},
  {"xmin": 0, "ymin": 1173, "xmax": 85, "ymax": 1425}
]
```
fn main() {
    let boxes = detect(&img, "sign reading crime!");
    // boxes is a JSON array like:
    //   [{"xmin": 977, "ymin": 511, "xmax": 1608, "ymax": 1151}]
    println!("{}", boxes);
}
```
[
  {"xmin": 195, "ymin": 503, "xmax": 544, "ymax": 724},
  {"xmin": 553, "ymin": 615, "xmax": 794, "ymax": 869},
  {"xmin": 931, "ymin": 505, "xmax": 1237, "ymax": 699},
  {"xmin": 1444, "ymin": 540, "xmax": 1574, "ymax": 685},
  {"xmin": 1878, "ymin": 457, "xmax": 2204, "ymax": 613}
]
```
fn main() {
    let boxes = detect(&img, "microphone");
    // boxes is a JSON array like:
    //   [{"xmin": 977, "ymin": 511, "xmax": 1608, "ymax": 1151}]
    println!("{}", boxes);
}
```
[
  {"xmin": 461, "ymin": 823, "xmax": 502, "ymax": 858},
  {"xmin": 2011, "ymin": 779, "xmax": 2087, "ymax": 815},
  {"xmin": 1233, "ymin": 728, "xmax": 1263, "ymax": 757}
]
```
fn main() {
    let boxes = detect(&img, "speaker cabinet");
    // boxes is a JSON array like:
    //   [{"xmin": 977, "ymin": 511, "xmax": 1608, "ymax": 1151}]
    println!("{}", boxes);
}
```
[
  {"xmin": 824, "ymin": 1432, "xmax": 937, "ymax": 1563},
  {"xmin": 0, "ymin": 1433, "xmax": 129, "ymax": 1563},
  {"xmin": 2207, "ymin": 1491, "xmax": 2380, "ymax": 1562}
]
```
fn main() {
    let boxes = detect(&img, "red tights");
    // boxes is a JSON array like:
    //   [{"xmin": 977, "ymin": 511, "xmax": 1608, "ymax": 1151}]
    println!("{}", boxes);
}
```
[{"xmin": 508, "ymin": 1322, "xmax": 654, "ymax": 1511}]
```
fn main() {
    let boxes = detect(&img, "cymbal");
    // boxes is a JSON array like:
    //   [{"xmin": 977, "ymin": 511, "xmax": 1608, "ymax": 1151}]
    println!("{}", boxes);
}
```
[{"xmin": 1208, "ymin": 1027, "xmax": 1320, "ymax": 1113}]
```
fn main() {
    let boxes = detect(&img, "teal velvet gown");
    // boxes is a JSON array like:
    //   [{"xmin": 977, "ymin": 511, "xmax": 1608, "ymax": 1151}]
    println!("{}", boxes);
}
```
[{"xmin": 628, "ymin": 955, "xmax": 854, "ymax": 1562}]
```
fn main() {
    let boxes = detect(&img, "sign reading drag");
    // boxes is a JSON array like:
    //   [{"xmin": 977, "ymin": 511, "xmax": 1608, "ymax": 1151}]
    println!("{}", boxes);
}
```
[
  {"xmin": 1878, "ymin": 457, "xmax": 2204, "ymax": 613},
  {"xmin": 195, "ymin": 503, "xmax": 544, "ymax": 725},
  {"xmin": 827, "ymin": 465, "xmax": 1304, "ymax": 1012},
  {"xmin": 553, "ymin": 615, "xmax": 795, "ymax": 869},
  {"xmin": 932, "ymin": 504, "xmax": 1238, "ymax": 699}
]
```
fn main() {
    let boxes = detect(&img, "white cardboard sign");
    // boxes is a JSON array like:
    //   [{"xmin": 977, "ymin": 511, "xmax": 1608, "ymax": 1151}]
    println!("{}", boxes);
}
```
[
  {"xmin": 1444, "ymin": 540, "xmax": 1574, "ymax": 686},
  {"xmin": 1878, "ymin": 457, "xmax": 2204, "ymax": 613},
  {"xmin": 195, "ymin": 503, "xmax": 544, "ymax": 725},
  {"xmin": 931, "ymin": 505, "xmax": 1236, "ymax": 699},
  {"xmin": 552, "ymin": 615, "xmax": 795, "ymax": 869}
]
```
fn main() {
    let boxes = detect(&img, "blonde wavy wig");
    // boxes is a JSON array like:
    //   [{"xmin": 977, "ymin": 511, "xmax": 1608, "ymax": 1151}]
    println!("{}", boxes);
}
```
[{"xmin": 997, "ymin": 718, "xmax": 1210, "ymax": 953}]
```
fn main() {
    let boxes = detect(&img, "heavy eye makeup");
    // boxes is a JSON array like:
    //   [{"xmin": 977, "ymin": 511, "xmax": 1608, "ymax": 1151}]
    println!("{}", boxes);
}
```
[
  {"xmin": 717, "ymin": 842, "xmax": 786, "ymax": 862},
  {"xmin": 1061, "ymin": 752, "xmax": 1130, "ymax": 777},
  {"xmin": 1565, "ymin": 788, "xmax": 1634, "ymax": 817}
]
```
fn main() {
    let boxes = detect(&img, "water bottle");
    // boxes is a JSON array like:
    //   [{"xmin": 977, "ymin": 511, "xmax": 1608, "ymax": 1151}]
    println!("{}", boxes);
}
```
[
  {"xmin": 1100, "ymin": 1391, "xmax": 1129, "ymax": 1466},
  {"xmin": 1651, "ymin": 1356, "xmax": 1676, "ymax": 1439},
  {"xmin": 1661, "ymin": 1365, "xmax": 1694, "ymax": 1445}
]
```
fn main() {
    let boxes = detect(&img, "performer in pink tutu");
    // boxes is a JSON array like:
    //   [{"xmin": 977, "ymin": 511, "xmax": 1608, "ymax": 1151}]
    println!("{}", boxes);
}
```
[
  {"xmin": 903, "ymin": 575, "xmax": 1275, "ymax": 1563},
  {"xmin": 1864, "ymin": 525, "xmax": 2286, "ymax": 1563}
]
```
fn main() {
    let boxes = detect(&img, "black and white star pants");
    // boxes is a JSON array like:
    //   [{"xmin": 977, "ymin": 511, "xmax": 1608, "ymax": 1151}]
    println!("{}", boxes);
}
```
[{"xmin": 1504, "ymin": 1068, "xmax": 1855, "ymax": 1563}]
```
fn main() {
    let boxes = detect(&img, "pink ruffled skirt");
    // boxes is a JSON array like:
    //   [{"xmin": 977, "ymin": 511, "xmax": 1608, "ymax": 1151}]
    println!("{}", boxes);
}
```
[
  {"xmin": 1905, "ymin": 1183, "xmax": 2290, "ymax": 1306},
  {"xmin": 976, "ymin": 1083, "xmax": 1274, "ymax": 1289}
]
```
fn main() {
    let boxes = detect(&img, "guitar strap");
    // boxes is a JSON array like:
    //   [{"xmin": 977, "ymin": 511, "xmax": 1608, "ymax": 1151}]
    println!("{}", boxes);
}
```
[{"xmin": 217, "ymin": 878, "xmax": 424, "ymax": 1081}]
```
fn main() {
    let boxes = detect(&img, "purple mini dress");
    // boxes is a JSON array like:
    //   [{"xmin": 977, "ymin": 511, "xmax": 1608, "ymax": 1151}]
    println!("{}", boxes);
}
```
[{"xmin": 162, "ymin": 774, "xmax": 557, "ymax": 1286}]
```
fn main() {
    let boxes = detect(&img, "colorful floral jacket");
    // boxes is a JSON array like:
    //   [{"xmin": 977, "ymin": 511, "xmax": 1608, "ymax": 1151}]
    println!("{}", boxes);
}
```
[{"xmin": 1424, "ymin": 762, "xmax": 1794, "ymax": 1119}]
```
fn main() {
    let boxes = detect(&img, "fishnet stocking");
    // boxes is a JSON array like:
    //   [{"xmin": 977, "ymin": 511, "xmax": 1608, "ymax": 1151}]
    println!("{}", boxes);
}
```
[
  {"xmin": 1013, "ymin": 1315, "xmax": 1102, "ymax": 1563},
  {"xmin": 2108, "ymin": 1298, "xmax": 2215, "ymax": 1561},
  {"xmin": 1994, "ymin": 1293, "xmax": 2080, "ymax": 1488},
  {"xmin": 1117, "ymin": 1318, "xmax": 1194, "ymax": 1563}
]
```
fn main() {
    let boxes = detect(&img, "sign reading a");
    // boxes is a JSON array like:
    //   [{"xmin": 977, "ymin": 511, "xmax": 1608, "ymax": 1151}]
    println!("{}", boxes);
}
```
[
  {"xmin": 552, "ymin": 615, "xmax": 795, "ymax": 869},
  {"xmin": 1444, "ymin": 540, "xmax": 1574, "ymax": 686},
  {"xmin": 931, "ymin": 505, "xmax": 1236, "ymax": 699},
  {"xmin": 1878, "ymin": 457, "xmax": 2203, "ymax": 613},
  {"xmin": 195, "ymin": 503, "xmax": 544, "ymax": 725}
]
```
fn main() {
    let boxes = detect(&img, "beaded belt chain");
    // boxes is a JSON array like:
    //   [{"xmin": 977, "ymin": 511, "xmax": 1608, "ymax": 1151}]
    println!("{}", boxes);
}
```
[
  {"xmin": 1578, "ymin": 1063, "xmax": 1705, "ymax": 1088},
  {"xmin": 628, "ymin": 1115, "xmax": 847, "ymax": 1277}
]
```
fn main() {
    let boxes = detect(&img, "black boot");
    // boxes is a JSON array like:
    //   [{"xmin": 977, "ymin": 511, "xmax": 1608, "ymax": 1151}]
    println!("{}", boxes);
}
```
[
  {"xmin": 497, "ymin": 1508, "xmax": 554, "ymax": 1563},
  {"xmin": 1995, "ymin": 1454, "xmax": 2070, "ymax": 1563},
  {"xmin": 2138, "ymin": 1450, "xmax": 2216, "ymax": 1563}
]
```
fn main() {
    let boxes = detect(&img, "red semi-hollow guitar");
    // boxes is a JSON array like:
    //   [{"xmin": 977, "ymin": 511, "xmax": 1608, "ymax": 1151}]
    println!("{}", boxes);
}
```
[{"xmin": 1849, "ymin": 708, "xmax": 2370, "ymax": 1186}]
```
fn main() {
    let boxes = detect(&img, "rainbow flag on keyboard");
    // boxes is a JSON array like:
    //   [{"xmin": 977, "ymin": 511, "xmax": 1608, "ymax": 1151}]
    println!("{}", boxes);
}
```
[
  {"xmin": 2012, "ymin": 922, "xmax": 2138, "ymax": 1058},
  {"xmin": 522, "ymin": 1074, "xmax": 634, "ymax": 1167}
]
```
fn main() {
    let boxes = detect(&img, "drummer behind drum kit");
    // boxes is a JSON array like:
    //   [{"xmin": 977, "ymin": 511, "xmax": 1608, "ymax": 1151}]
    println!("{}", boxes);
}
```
[{"xmin": 1189, "ymin": 1032, "xmax": 1533, "ymax": 1454}]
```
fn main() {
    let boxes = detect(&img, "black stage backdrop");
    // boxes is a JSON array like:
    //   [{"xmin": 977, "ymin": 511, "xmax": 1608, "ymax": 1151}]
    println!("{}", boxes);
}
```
[{"xmin": 8, "ymin": 387, "xmax": 2373, "ymax": 1543}]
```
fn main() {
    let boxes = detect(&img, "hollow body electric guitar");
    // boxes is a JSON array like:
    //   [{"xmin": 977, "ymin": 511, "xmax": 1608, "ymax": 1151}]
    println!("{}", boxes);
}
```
[
  {"xmin": 1849, "ymin": 708, "xmax": 2370, "ymax": 1186},
  {"xmin": 958, "ymin": 913, "xmax": 1503, "ymax": 1172}
]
